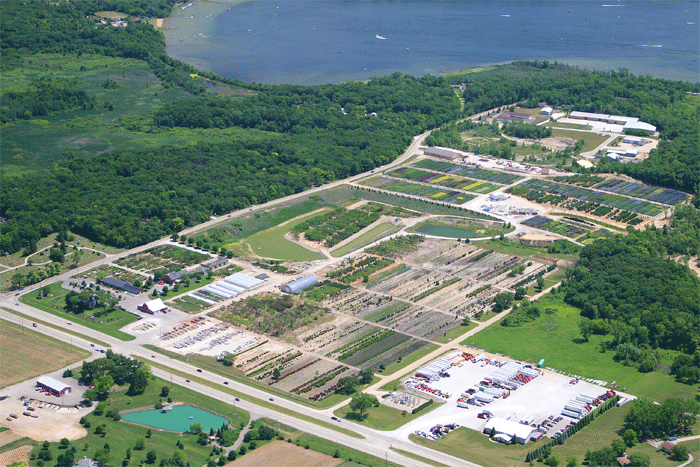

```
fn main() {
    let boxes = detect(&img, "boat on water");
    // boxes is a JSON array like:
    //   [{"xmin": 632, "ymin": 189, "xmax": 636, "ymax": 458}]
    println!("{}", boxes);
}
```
[
  {"xmin": 188, "ymin": 416, "xmax": 194, "ymax": 419},
  {"xmin": 500, "ymin": 14, "xmax": 510, "ymax": 17},
  {"xmin": 375, "ymin": 35, "xmax": 387, "ymax": 40}
]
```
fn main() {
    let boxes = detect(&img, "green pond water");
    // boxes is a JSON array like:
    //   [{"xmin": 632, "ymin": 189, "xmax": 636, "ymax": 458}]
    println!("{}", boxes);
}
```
[
  {"xmin": 413, "ymin": 224, "xmax": 478, "ymax": 238},
  {"xmin": 122, "ymin": 405, "xmax": 228, "ymax": 432}
]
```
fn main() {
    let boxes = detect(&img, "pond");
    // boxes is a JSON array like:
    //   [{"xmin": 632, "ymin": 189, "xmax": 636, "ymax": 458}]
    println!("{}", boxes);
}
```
[
  {"xmin": 121, "ymin": 405, "xmax": 228, "ymax": 432},
  {"xmin": 413, "ymin": 223, "xmax": 478, "ymax": 239}
]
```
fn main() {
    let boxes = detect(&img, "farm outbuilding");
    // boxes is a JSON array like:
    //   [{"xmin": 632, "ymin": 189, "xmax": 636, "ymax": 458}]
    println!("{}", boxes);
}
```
[
  {"xmin": 224, "ymin": 273, "xmax": 264, "ymax": 290},
  {"xmin": 100, "ymin": 277, "xmax": 141, "ymax": 295},
  {"xmin": 281, "ymin": 275, "xmax": 319, "ymax": 294},
  {"xmin": 483, "ymin": 417, "xmax": 534, "ymax": 444},
  {"xmin": 138, "ymin": 298, "xmax": 167, "ymax": 314},
  {"xmin": 540, "ymin": 107, "xmax": 553, "ymax": 115},
  {"xmin": 37, "ymin": 376, "xmax": 71, "ymax": 395}
]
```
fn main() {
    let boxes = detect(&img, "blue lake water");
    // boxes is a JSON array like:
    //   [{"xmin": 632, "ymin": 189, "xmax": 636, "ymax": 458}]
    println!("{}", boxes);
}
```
[{"xmin": 164, "ymin": 0, "xmax": 699, "ymax": 84}]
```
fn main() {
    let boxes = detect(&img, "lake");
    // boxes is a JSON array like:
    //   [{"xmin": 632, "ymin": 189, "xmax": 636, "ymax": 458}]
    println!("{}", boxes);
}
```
[
  {"xmin": 163, "ymin": 0, "xmax": 699, "ymax": 85},
  {"xmin": 121, "ymin": 405, "xmax": 228, "ymax": 432}
]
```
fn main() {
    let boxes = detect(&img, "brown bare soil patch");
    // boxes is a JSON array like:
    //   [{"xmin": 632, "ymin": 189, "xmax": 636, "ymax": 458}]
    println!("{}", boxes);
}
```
[
  {"xmin": 0, "ymin": 444, "xmax": 32, "ymax": 467},
  {"xmin": 225, "ymin": 440, "xmax": 342, "ymax": 467}
]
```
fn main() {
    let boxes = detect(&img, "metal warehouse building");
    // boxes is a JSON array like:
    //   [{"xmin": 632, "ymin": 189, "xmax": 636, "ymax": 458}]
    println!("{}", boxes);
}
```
[
  {"xmin": 281, "ymin": 275, "xmax": 319, "ymax": 294},
  {"xmin": 483, "ymin": 417, "xmax": 535, "ymax": 444}
]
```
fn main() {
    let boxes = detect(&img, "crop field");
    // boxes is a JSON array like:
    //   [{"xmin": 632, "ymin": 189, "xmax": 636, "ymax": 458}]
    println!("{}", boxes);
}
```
[
  {"xmin": 0, "ymin": 318, "xmax": 90, "ymax": 388},
  {"xmin": 361, "ymin": 177, "xmax": 475, "ymax": 204},
  {"xmin": 292, "ymin": 209, "xmax": 381, "ymax": 247},
  {"xmin": 331, "ymin": 290, "xmax": 463, "ymax": 341},
  {"xmin": 521, "ymin": 215, "xmax": 590, "ymax": 238},
  {"xmin": 511, "ymin": 178, "xmax": 668, "ymax": 217},
  {"xmin": 115, "ymin": 245, "xmax": 210, "ymax": 273},
  {"xmin": 413, "ymin": 158, "xmax": 524, "ymax": 184},
  {"xmin": 387, "ymin": 167, "xmax": 499, "ymax": 194},
  {"xmin": 593, "ymin": 179, "xmax": 688, "ymax": 205},
  {"xmin": 358, "ymin": 201, "xmax": 421, "ymax": 218}
]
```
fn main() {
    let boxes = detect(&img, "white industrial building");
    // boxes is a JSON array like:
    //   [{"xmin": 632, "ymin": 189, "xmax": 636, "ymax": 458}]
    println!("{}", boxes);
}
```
[
  {"xmin": 423, "ymin": 147, "xmax": 464, "ymax": 161},
  {"xmin": 568, "ymin": 111, "xmax": 656, "ymax": 135},
  {"xmin": 483, "ymin": 417, "xmax": 535, "ymax": 444},
  {"xmin": 623, "ymin": 135, "xmax": 644, "ymax": 145},
  {"xmin": 540, "ymin": 107, "xmax": 553, "ymax": 115}
]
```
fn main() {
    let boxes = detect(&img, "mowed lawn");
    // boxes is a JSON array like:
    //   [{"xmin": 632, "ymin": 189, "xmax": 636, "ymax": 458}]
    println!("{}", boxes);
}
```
[
  {"xmin": 464, "ymin": 295, "xmax": 696, "ymax": 401},
  {"xmin": 0, "ymin": 318, "xmax": 90, "ymax": 388},
  {"xmin": 243, "ymin": 210, "xmax": 328, "ymax": 262}
]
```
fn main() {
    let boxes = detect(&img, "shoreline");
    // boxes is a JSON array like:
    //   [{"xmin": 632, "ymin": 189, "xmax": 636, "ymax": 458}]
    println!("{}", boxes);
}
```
[{"xmin": 157, "ymin": 1, "xmax": 699, "ymax": 86}]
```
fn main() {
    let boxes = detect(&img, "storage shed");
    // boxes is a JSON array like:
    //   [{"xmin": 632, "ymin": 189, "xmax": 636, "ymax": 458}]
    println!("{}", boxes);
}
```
[
  {"xmin": 37, "ymin": 376, "xmax": 71, "ymax": 395},
  {"xmin": 483, "ymin": 417, "xmax": 534, "ymax": 444},
  {"xmin": 424, "ymin": 147, "xmax": 463, "ymax": 161},
  {"xmin": 281, "ymin": 275, "xmax": 319, "ymax": 294}
]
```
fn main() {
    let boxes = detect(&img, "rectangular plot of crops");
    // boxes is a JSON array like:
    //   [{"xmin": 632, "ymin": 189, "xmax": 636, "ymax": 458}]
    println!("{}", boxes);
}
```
[
  {"xmin": 593, "ymin": 179, "xmax": 688, "ymax": 205},
  {"xmin": 522, "ymin": 215, "xmax": 588, "ymax": 238},
  {"xmin": 517, "ymin": 179, "xmax": 666, "ymax": 216},
  {"xmin": 414, "ymin": 158, "xmax": 523, "ymax": 184},
  {"xmin": 368, "ymin": 178, "xmax": 474, "ymax": 204}
]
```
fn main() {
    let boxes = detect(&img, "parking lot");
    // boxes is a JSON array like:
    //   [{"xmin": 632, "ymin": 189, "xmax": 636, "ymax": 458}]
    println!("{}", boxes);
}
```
[{"xmin": 394, "ymin": 356, "xmax": 612, "ymax": 442}]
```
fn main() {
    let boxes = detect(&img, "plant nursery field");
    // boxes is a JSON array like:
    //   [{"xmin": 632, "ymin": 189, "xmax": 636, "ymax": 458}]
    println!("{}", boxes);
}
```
[{"xmin": 413, "ymin": 158, "xmax": 524, "ymax": 185}]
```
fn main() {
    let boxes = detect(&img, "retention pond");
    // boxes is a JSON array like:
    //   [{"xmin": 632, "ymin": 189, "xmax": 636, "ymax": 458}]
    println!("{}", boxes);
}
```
[{"xmin": 122, "ymin": 405, "xmax": 228, "ymax": 432}]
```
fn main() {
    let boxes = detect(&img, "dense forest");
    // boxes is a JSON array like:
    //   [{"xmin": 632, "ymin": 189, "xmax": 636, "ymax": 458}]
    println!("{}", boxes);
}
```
[
  {"xmin": 1, "ymin": 0, "xmax": 698, "ymax": 259},
  {"xmin": 561, "ymin": 207, "xmax": 700, "ymax": 360}
]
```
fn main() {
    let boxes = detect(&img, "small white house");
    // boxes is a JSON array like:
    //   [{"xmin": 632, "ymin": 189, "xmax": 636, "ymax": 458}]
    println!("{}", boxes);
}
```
[
  {"xmin": 622, "ymin": 135, "xmax": 644, "ymax": 145},
  {"xmin": 540, "ymin": 107, "xmax": 553, "ymax": 115}
]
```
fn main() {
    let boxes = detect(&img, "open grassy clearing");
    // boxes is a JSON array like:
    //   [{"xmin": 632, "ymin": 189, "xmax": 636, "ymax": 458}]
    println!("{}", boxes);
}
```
[
  {"xmin": 464, "ymin": 295, "xmax": 696, "ymax": 401},
  {"xmin": 333, "ymin": 399, "xmax": 439, "ymax": 431},
  {"xmin": 0, "ymin": 307, "xmax": 110, "ymax": 347},
  {"xmin": 0, "ymin": 318, "xmax": 90, "ymax": 388},
  {"xmin": 242, "ymin": 210, "xmax": 328, "ymax": 261},
  {"xmin": 547, "ymin": 404, "xmax": 684, "ymax": 467},
  {"xmin": 435, "ymin": 322, "xmax": 476, "ymax": 344},
  {"xmin": 390, "ymin": 447, "xmax": 451, "ymax": 467},
  {"xmin": 137, "ymin": 357, "xmax": 363, "ymax": 439},
  {"xmin": 543, "ymin": 121, "xmax": 592, "ymax": 130},
  {"xmin": 379, "ymin": 343, "xmax": 440, "ymax": 375},
  {"xmin": 471, "ymin": 238, "xmax": 580, "ymax": 263},
  {"xmin": 409, "ymin": 426, "xmax": 546, "ymax": 467},
  {"xmin": 330, "ymin": 223, "xmax": 400, "ymax": 257},
  {"xmin": 18, "ymin": 282, "xmax": 137, "ymax": 341},
  {"xmin": 550, "ymin": 129, "xmax": 608, "ymax": 152},
  {"xmin": 27, "ymin": 376, "xmax": 250, "ymax": 467}
]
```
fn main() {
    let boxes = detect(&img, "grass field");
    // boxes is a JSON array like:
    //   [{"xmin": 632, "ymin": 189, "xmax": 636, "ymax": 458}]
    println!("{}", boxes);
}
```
[
  {"xmin": 330, "ymin": 222, "xmax": 400, "ymax": 257},
  {"xmin": 435, "ymin": 323, "xmax": 476, "ymax": 344},
  {"xmin": 243, "ymin": 210, "xmax": 328, "ymax": 261},
  {"xmin": 550, "ymin": 129, "xmax": 608, "ymax": 152},
  {"xmin": 27, "ymin": 376, "xmax": 250, "ymax": 467},
  {"xmin": 0, "ymin": 318, "xmax": 90, "ymax": 388},
  {"xmin": 546, "ymin": 404, "xmax": 685, "ymax": 467},
  {"xmin": 464, "ymin": 295, "xmax": 696, "ymax": 401},
  {"xmin": 544, "ymin": 121, "xmax": 592, "ymax": 130},
  {"xmin": 334, "ymin": 399, "xmax": 439, "ymax": 431},
  {"xmin": 0, "ymin": 307, "xmax": 110, "ymax": 347},
  {"xmin": 409, "ymin": 426, "xmax": 546, "ymax": 467},
  {"xmin": 18, "ymin": 282, "xmax": 137, "ymax": 341},
  {"xmin": 471, "ymin": 238, "xmax": 580, "ymax": 263}
]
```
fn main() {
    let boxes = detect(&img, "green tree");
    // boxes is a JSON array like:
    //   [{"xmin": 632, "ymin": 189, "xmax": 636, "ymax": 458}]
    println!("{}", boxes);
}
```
[
  {"xmin": 94, "ymin": 448, "xmax": 110, "ymax": 467},
  {"xmin": 627, "ymin": 452, "xmax": 650, "ymax": 467},
  {"xmin": 94, "ymin": 375, "xmax": 114, "ymax": 399},
  {"xmin": 134, "ymin": 439, "xmax": 145, "ymax": 451},
  {"xmin": 565, "ymin": 456, "xmax": 578, "ymax": 467},
  {"xmin": 349, "ymin": 393, "xmax": 377, "ymax": 418},
  {"xmin": 189, "ymin": 423, "xmax": 203, "ymax": 434},
  {"xmin": 514, "ymin": 287, "xmax": 527, "ymax": 300},
  {"xmin": 359, "ymin": 368, "xmax": 374, "ymax": 385},
  {"xmin": 544, "ymin": 455, "xmax": 559, "ymax": 467},
  {"xmin": 623, "ymin": 429, "xmax": 637, "ymax": 447},
  {"xmin": 671, "ymin": 444, "xmax": 689, "ymax": 462},
  {"xmin": 128, "ymin": 367, "xmax": 149, "ymax": 395},
  {"xmin": 336, "ymin": 376, "xmax": 360, "ymax": 395},
  {"xmin": 146, "ymin": 450, "xmax": 157, "ymax": 464}
]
